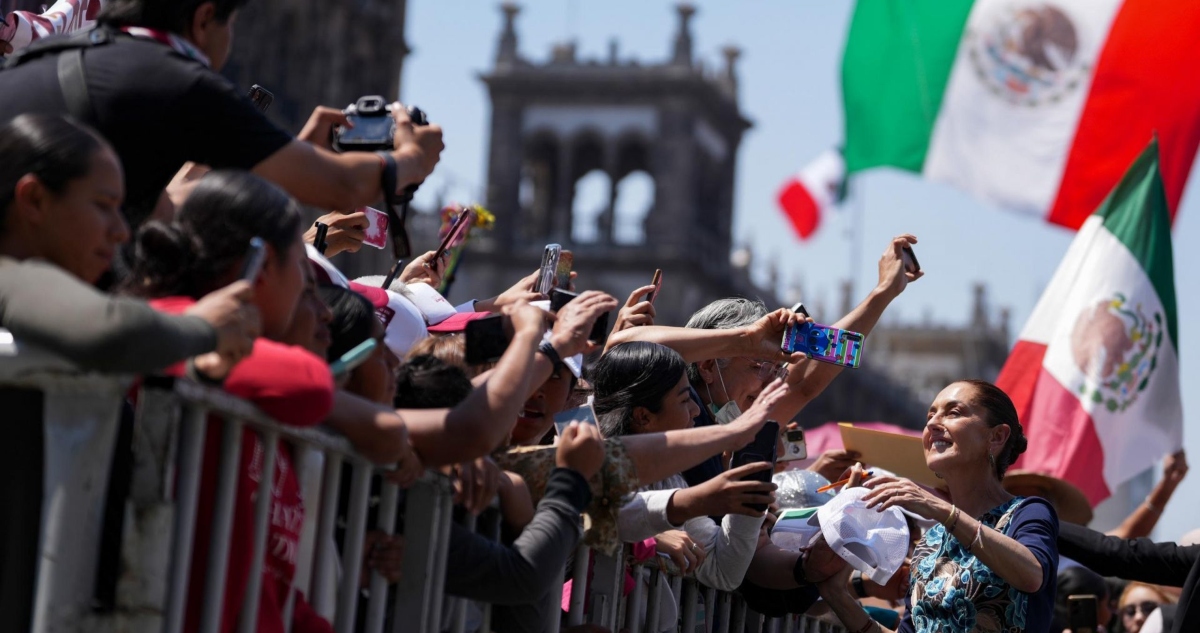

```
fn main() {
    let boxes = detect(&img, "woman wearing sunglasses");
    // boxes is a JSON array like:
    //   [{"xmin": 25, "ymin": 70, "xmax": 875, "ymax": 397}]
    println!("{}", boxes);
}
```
[{"xmin": 1119, "ymin": 582, "xmax": 1176, "ymax": 633}]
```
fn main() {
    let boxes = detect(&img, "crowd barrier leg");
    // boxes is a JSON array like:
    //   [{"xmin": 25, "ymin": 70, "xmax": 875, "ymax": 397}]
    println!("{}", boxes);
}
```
[
  {"xmin": 32, "ymin": 386, "xmax": 125, "ymax": 631},
  {"xmin": 477, "ymin": 508, "xmax": 503, "ymax": 633},
  {"xmin": 681, "ymin": 579, "xmax": 699, "ymax": 633},
  {"xmin": 448, "ymin": 512, "xmax": 478, "ymax": 633},
  {"xmin": 624, "ymin": 566, "xmax": 647, "ymax": 633},
  {"xmin": 197, "ymin": 417, "xmax": 245, "ymax": 633},
  {"xmin": 238, "ymin": 428, "xmax": 280, "ymax": 633},
  {"xmin": 364, "ymin": 481, "xmax": 400, "ymax": 633},
  {"xmin": 715, "ymin": 591, "xmax": 732, "ymax": 633},
  {"xmin": 586, "ymin": 547, "xmax": 624, "ymax": 630},
  {"xmin": 335, "ymin": 460, "xmax": 374, "ymax": 632},
  {"xmin": 164, "ymin": 403, "xmax": 208, "ymax": 633},
  {"xmin": 392, "ymin": 475, "xmax": 454, "ymax": 633},
  {"xmin": 566, "ymin": 543, "xmax": 590, "ymax": 626},
  {"xmin": 311, "ymin": 453, "xmax": 345, "ymax": 619},
  {"xmin": 730, "ymin": 596, "xmax": 747, "ymax": 633}
]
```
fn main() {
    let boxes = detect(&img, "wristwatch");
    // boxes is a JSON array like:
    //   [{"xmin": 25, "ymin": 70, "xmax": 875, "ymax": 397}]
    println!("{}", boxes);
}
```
[
  {"xmin": 850, "ymin": 570, "xmax": 868, "ymax": 598},
  {"xmin": 537, "ymin": 339, "xmax": 563, "ymax": 367}
]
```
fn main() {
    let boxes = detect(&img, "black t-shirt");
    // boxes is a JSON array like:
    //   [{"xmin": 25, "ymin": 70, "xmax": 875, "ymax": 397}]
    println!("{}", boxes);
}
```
[{"xmin": 0, "ymin": 31, "xmax": 293, "ymax": 225}]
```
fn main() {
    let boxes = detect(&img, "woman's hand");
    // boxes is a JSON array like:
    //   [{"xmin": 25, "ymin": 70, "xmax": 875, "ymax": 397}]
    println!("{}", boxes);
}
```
[
  {"xmin": 361, "ymin": 530, "xmax": 404, "ymax": 586},
  {"xmin": 305, "ymin": 211, "xmax": 369, "ymax": 257},
  {"xmin": 505, "ymin": 301, "xmax": 549, "ymax": 340},
  {"xmin": 452, "ymin": 456, "xmax": 503, "ymax": 515},
  {"xmin": 673, "ymin": 461, "xmax": 777, "ymax": 520},
  {"xmin": 475, "ymin": 270, "xmax": 545, "ymax": 313},
  {"xmin": 806, "ymin": 448, "xmax": 861, "ymax": 484},
  {"xmin": 547, "ymin": 291, "xmax": 619, "ymax": 357},
  {"xmin": 188, "ymin": 280, "xmax": 261, "ymax": 380},
  {"xmin": 725, "ymin": 378, "xmax": 788, "ymax": 450},
  {"xmin": 383, "ymin": 432, "xmax": 424, "ymax": 488},
  {"xmin": 556, "ymin": 422, "xmax": 605, "ymax": 479},
  {"xmin": 876, "ymin": 234, "xmax": 923, "ymax": 299},
  {"xmin": 738, "ymin": 309, "xmax": 809, "ymax": 364},
  {"xmin": 1163, "ymin": 450, "xmax": 1188, "ymax": 488},
  {"xmin": 655, "ymin": 530, "xmax": 706, "ymax": 575},
  {"xmin": 611, "ymin": 285, "xmax": 657, "ymax": 333},
  {"xmin": 861, "ymin": 475, "xmax": 952, "ymax": 523},
  {"xmin": 399, "ymin": 250, "xmax": 449, "ymax": 287}
]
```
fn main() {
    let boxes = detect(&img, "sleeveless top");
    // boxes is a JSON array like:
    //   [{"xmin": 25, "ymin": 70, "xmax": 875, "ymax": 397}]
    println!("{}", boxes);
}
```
[{"xmin": 908, "ymin": 497, "xmax": 1035, "ymax": 633}]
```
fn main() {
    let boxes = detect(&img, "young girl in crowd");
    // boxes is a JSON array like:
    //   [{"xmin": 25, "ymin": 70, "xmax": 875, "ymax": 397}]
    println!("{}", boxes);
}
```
[{"xmin": 125, "ymin": 170, "xmax": 351, "ymax": 633}]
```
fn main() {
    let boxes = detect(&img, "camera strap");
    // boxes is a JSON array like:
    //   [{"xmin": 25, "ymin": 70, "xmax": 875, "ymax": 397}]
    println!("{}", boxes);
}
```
[{"xmin": 375, "ymin": 151, "xmax": 410, "ymax": 260}]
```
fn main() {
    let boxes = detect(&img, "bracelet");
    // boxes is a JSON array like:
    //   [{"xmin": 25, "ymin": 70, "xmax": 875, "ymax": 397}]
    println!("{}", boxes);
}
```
[
  {"xmin": 850, "ymin": 570, "xmax": 868, "ymax": 598},
  {"xmin": 969, "ymin": 522, "xmax": 985, "ymax": 552},
  {"xmin": 943, "ymin": 505, "xmax": 960, "ymax": 533},
  {"xmin": 537, "ymin": 339, "xmax": 563, "ymax": 367}
]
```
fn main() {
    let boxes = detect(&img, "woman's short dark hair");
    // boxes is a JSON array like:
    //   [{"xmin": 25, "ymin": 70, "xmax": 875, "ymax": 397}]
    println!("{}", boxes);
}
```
[
  {"xmin": 127, "ymin": 170, "xmax": 301, "ymax": 299},
  {"xmin": 958, "ymin": 379, "xmax": 1028, "ymax": 479},
  {"xmin": 0, "ymin": 114, "xmax": 107, "ymax": 228},
  {"xmin": 394, "ymin": 355, "xmax": 474, "ymax": 409},
  {"xmin": 319, "ymin": 286, "xmax": 376, "ymax": 364},
  {"xmin": 589, "ymin": 341, "xmax": 688, "ymax": 438},
  {"xmin": 99, "ymin": 0, "xmax": 248, "ymax": 34}
]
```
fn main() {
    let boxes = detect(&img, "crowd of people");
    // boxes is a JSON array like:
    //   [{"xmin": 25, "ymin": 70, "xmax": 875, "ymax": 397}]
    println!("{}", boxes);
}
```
[{"xmin": 0, "ymin": 1, "xmax": 1196, "ymax": 632}]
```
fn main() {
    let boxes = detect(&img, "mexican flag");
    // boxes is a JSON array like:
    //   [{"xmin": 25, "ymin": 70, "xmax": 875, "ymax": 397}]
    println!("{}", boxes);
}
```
[
  {"xmin": 995, "ymin": 140, "xmax": 1181, "ymax": 506},
  {"xmin": 835, "ymin": 0, "xmax": 1200, "ymax": 229}
]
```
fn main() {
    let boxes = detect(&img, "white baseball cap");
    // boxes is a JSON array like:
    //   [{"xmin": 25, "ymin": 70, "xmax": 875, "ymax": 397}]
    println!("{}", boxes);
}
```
[{"xmin": 807, "ymin": 486, "xmax": 933, "ymax": 584}]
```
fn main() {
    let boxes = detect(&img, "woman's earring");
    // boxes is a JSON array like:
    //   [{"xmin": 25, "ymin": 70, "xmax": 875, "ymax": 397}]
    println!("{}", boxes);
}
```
[{"xmin": 988, "ymin": 452, "xmax": 997, "ymax": 472}]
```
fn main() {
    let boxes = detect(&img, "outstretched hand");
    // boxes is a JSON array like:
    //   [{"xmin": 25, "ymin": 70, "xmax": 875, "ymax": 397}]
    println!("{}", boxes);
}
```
[
  {"xmin": 739, "ymin": 309, "xmax": 809, "ymax": 364},
  {"xmin": 876, "ymin": 234, "xmax": 924, "ymax": 299}
]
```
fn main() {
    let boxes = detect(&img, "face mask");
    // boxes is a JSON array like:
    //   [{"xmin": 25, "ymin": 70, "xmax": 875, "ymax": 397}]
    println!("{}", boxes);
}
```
[{"xmin": 704, "ymin": 362, "xmax": 743, "ymax": 425}]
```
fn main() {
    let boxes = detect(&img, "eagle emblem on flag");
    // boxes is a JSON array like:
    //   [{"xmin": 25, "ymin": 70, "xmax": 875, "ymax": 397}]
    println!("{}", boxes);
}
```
[{"xmin": 1070, "ymin": 294, "xmax": 1163, "ymax": 413}]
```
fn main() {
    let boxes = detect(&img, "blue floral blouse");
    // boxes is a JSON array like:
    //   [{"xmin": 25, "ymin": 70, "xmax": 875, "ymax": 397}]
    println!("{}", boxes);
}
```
[{"xmin": 897, "ymin": 496, "xmax": 1059, "ymax": 633}]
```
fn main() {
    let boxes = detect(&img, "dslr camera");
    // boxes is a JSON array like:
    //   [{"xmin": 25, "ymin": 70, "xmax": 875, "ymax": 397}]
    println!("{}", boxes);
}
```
[{"xmin": 332, "ymin": 95, "xmax": 428, "ymax": 153}]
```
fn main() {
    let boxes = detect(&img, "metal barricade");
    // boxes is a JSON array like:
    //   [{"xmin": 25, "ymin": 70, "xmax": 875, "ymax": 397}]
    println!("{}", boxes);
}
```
[
  {"xmin": 568, "ymin": 548, "xmax": 848, "ymax": 633},
  {"xmin": 2, "ymin": 343, "xmax": 458, "ymax": 633}
]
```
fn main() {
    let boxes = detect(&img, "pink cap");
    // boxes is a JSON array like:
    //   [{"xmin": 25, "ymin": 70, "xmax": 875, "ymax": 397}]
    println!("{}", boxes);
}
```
[{"xmin": 427, "ymin": 311, "xmax": 492, "ymax": 333}]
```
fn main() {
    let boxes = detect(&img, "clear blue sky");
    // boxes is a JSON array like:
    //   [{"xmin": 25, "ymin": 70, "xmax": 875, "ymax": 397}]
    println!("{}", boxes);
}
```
[{"xmin": 402, "ymin": 0, "xmax": 1198, "ymax": 540}]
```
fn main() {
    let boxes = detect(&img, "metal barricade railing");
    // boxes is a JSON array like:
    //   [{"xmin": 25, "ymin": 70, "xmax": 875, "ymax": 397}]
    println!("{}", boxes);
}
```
[
  {"xmin": 569, "ymin": 547, "xmax": 848, "ymax": 633},
  {"xmin": 1, "ymin": 342, "xmax": 457, "ymax": 633}
]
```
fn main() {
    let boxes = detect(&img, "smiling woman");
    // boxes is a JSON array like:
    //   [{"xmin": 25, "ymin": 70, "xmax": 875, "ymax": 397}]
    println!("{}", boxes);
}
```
[{"xmin": 815, "ymin": 380, "xmax": 1061, "ymax": 633}]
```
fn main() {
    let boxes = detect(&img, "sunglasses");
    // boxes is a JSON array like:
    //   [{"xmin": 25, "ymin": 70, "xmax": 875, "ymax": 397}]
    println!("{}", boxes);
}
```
[
  {"xmin": 1121, "ymin": 601, "xmax": 1161, "ymax": 619},
  {"xmin": 748, "ymin": 360, "xmax": 786, "ymax": 381}
]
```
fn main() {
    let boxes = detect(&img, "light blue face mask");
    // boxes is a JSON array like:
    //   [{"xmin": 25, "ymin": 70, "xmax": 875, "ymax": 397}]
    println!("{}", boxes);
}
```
[{"xmin": 704, "ymin": 361, "xmax": 742, "ymax": 425}]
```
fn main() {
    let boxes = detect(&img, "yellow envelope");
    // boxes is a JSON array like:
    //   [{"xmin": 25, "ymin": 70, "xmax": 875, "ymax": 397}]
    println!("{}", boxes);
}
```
[{"xmin": 838, "ymin": 423, "xmax": 944, "ymax": 489}]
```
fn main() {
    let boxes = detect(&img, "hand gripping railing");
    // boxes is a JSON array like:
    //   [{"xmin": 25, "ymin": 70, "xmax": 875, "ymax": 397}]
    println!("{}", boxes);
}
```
[{"xmin": 1, "ymin": 342, "xmax": 458, "ymax": 633}]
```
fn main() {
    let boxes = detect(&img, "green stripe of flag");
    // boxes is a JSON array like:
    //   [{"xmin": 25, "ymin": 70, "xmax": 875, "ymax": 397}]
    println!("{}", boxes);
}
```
[
  {"xmin": 1095, "ymin": 139, "xmax": 1179, "ymax": 348},
  {"xmin": 841, "ymin": 0, "xmax": 974, "ymax": 174}
]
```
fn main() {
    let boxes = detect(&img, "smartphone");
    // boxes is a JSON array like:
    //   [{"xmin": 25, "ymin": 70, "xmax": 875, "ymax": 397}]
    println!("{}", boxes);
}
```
[
  {"xmin": 433, "ymin": 207, "xmax": 474, "ymax": 263},
  {"xmin": 329, "ymin": 339, "xmax": 377, "ymax": 377},
  {"xmin": 248, "ymin": 84, "xmax": 274, "ymax": 113},
  {"xmin": 901, "ymin": 245, "xmax": 920, "ymax": 275},
  {"xmin": 555, "ymin": 250, "xmax": 574, "ymax": 289},
  {"xmin": 730, "ymin": 421, "xmax": 780, "ymax": 511},
  {"xmin": 534, "ymin": 244, "xmax": 562, "ymax": 294},
  {"xmin": 549, "ymin": 288, "xmax": 609, "ymax": 344},
  {"xmin": 648, "ymin": 269, "xmax": 663, "ymax": 304},
  {"xmin": 464, "ymin": 315, "xmax": 510, "ymax": 365},
  {"xmin": 1067, "ymin": 595, "xmax": 1098, "ymax": 633},
  {"xmin": 553, "ymin": 402, "xmax": 599, "ymax": 436},
  {"xmin": 779, "ymin": 427, "xmax": 808, "ymax": 463},
  {"xmin": 781, "ymin": 321, "xmax": 864, "ymax": 369},
  {"xmin": 240, "ymin": 237, "xmax": 267, "ymax": 282}
]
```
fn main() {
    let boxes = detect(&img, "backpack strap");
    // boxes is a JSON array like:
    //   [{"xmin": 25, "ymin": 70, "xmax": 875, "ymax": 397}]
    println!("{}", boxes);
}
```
[{"xmin": 56, "ymin": 48, "xmax": 93, "ymax": 122}]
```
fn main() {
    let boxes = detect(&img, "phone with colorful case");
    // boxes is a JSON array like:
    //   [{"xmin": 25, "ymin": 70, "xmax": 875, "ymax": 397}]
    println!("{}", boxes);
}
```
[{"xmin": 781, "ymin": 321, "xmax": 865, "ymax": 368}]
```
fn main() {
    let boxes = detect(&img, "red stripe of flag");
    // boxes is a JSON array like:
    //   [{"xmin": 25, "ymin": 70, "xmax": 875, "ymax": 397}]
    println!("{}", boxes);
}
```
[{"xmin": 777, "ymin": 178, "xmax": 821, "ymax": 240}]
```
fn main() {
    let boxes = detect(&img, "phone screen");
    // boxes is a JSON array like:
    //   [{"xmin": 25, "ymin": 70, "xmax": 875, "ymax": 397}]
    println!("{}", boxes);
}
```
[
  {"xmin": 339, "ymin": 115, "xmax": 394, "ymax": 144},
  {"xmin": 1068, "ymin": 595, "xmax": 1098, "ymax": 633},
  {"xmin": 556, "ymin": 251, "xmax": 574, "ymax": 289},
  {"xmin": 464, "ymin": 315, "xmax": 510, "ymax": 365},
  {"xmin": 901, "ymin": 245, "xmax": 920, "ymax": 274},
  {"xmin": 535, "ymin": 244, "xmax": 562, "ymax": 294},
  {"xmin": 248, "ymin": 85, "xmax": 274, "ymax": 113},
  {"xmin": 435, "ymin": 208, "xmax": 474, "ymax": 261}
]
